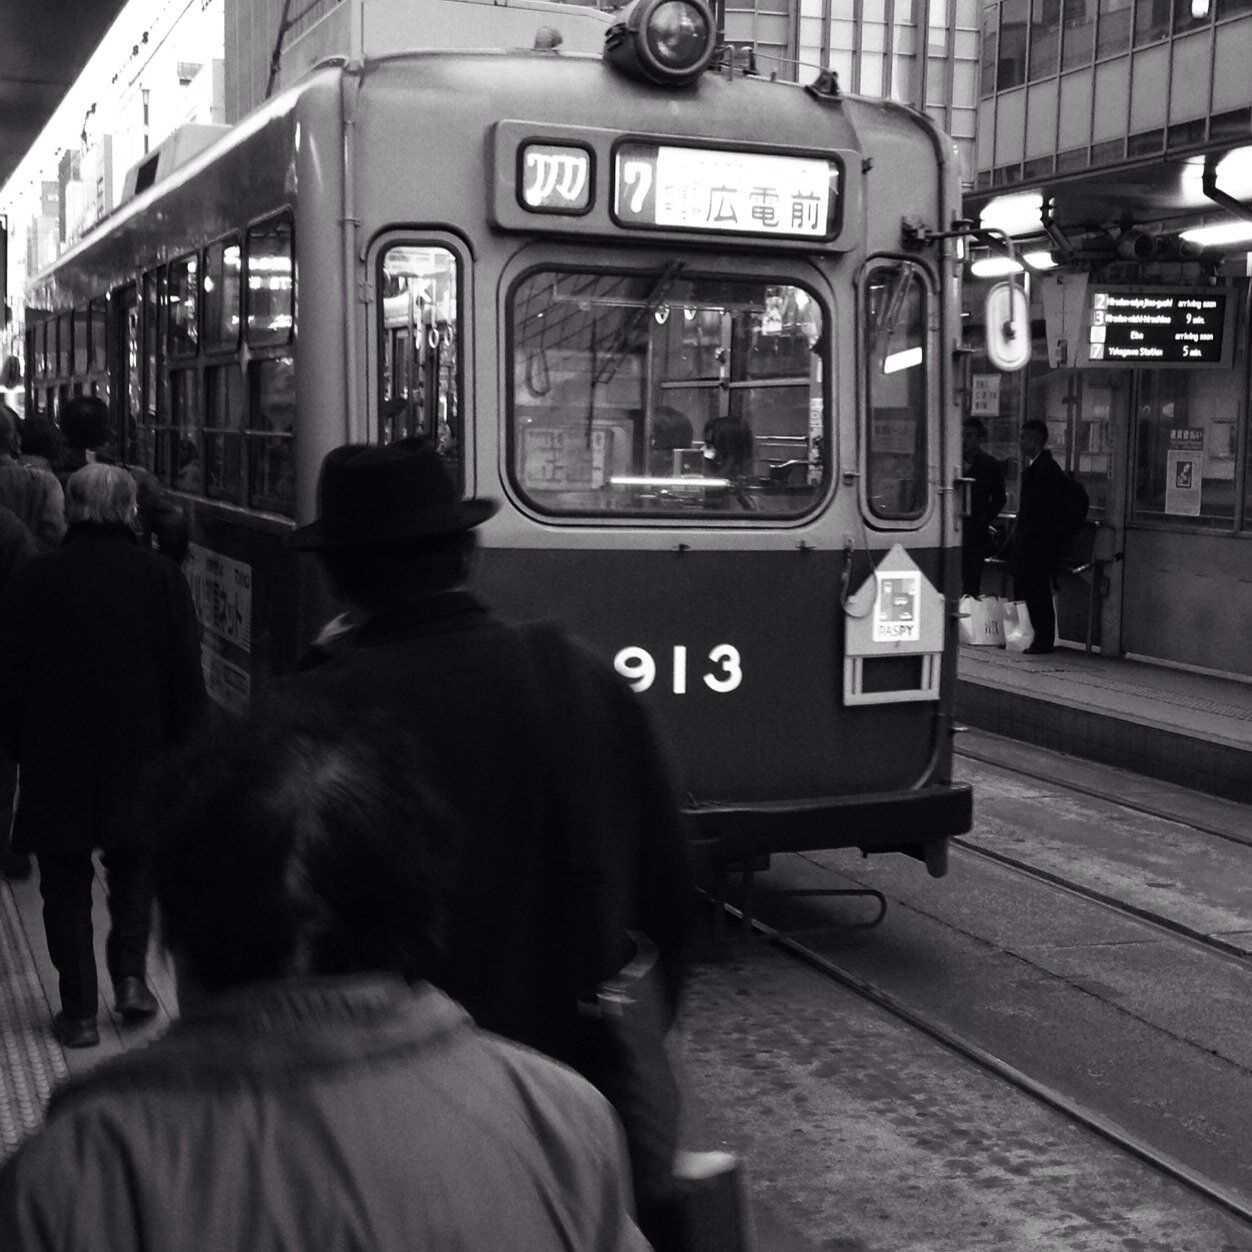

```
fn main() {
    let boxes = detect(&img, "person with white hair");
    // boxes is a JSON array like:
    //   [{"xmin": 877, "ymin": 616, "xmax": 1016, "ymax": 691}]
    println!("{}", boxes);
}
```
[{"xmin": 0, "ymin": 463, "xmax": 205, "ymax": 1048}]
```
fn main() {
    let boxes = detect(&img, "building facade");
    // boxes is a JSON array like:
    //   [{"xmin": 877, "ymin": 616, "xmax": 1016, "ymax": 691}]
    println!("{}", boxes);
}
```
[{"xmin": 967, "ymin": 0, "xmax": 1252, "ymax": 678}]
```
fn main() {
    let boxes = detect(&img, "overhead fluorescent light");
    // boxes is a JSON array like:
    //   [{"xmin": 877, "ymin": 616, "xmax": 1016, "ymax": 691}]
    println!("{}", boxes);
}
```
[
  {"xmin": 1022, "ymin": 250, "xmax": 1058, "ymax": 270},
  {"xmin": 979, "ymin": 192, "xmax": 1043, "ymax": 238},
  {"xmin": 1179, "ymin": 220, "xmax": 1252, "ymax": 247},
  {"xmin": 970, "ymin": 256, "xmax": 1024, "ymax": 277}
]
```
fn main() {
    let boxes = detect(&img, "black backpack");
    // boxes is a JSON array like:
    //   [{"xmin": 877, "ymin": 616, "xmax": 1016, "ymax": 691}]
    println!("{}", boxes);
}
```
[{"xmin": 1060, "ymin": 472, "xmax": 1090, "ymax": 536}]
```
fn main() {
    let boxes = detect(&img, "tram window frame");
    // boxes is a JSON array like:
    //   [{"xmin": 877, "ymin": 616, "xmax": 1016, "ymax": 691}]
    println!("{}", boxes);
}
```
[
  {"xmin": 73, "ymin": 306, "xmax": 89, "ymax": 376},
  {"xmin": 862, "ymin": 257, "xmax": 933, "ymax": 524},
  {"xmin": 137, "ymin": 269, "xmax": 165, "ymax": 477},
  {"xmin": 374, "ymin": 239, "xmax": 465, "ymax": 482},
  {"xmin": 168, "ymin": 252, "xmax": 200, "ymax": 360},
  {"xmin": 203, "ymin": 234, "xmax": 243, "ymax": 353},
  {"xmin": 168, "ymin": 368, "xmax": 201, "ymax": 490},
  {"xmin": 247, "ymin": 355, "xmax": 295, "ymax": 516},
  {"xmin": 246, "ymin": 212, "xmax": 295, "ymax": 348},
  {"xmin": 504, "ymin": 261, "xmax": 831, "ymax": 523},
  {"xmin": 202, "ymin": 364, "xmax": 243, "ymax": 502},
  {"xmin": 89, "ymin": 297, "xmax": 108, "ymax": 373},
  {"xmin": 55, "ymin": 312, "xmax": 71, "ymax": 379}
]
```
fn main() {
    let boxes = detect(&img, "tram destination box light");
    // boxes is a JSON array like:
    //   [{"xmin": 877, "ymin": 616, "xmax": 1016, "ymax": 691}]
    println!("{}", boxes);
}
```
[{"xmin": 604, "ymin": 0, "xmax": 718, "ymax": 86}]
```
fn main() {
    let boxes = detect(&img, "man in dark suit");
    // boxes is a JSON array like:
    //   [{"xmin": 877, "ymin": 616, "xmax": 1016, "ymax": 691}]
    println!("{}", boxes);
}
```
[
  {"xmin": 961, "ymin": 418, "xmax": 1007, "ymax": 597},
  {"xmin": 285, "ymin": 438, "xmax": 693, "ymax": 1248},
  {"xmin": 1008, "ymin": 418, "xmax": 1067, "ymax": 654}
]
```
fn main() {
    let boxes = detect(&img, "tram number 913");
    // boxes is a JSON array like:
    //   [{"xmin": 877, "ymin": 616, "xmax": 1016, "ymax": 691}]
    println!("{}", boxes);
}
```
[{"xmin": 614, "ymin": 644, "xmax": 743, "ymax": 694}]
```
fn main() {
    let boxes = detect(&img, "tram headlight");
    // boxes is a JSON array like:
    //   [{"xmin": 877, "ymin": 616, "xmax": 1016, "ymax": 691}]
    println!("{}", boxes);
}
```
[{"xmin": 604, "ymin": 0, "xmax": 717, "ymax": 87}]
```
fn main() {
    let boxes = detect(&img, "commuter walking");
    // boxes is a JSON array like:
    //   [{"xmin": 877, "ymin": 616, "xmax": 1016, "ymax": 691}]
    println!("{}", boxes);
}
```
[
  {"xmin": 1005, "ymin": 417, "xmax": 1067, "ymax": 653},
  {"xmin": 0, "ymin": 696, "xmax": 649, "ymax": 1251},
  {"xmin": 286, "ymin": 437, "xmax": 693, "ymax": 1246},
  {"xmin": 0, "ymin": 505, "xmax": 36, "ymax": 879},
  {"xmin": 0, "ymin": 405, "xmax": 64, "ymax": 553},
  {"xmin": 961, "ymin": 417, "xmax": 1007, "ymax": 597},
  {"xmin": 0, "ymin": 465, "xmax": 205, "ymax": 1048},
  {"xmin": 58, "ymin": 394, "xmax": 189, "ymax": 564}
]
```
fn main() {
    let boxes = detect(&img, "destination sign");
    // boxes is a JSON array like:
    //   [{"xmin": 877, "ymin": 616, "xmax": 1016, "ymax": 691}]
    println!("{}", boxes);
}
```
[
  {"xmin": 613, "ymin": 143, "xmax": 840, "ymax": 239},
  {"xmin": 1082, "ymin": 288, "xmax": 1233, "ymax": 368}
]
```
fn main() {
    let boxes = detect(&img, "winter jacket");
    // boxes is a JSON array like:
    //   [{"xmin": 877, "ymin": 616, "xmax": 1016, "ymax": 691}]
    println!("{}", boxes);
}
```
[
  {"xmin": 0, "ymin": 978, "xmax": 648, "ymax": 1252},
  {"xmin": 0, "ymin": 523, "xmax": 205, "ymax": 855}
]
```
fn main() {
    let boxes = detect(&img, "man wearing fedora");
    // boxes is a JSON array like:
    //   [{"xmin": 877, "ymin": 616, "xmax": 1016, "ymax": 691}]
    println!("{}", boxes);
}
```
[{"xmin": 283, "ymin": 437, "xmax": 693, "ymax": 1248}]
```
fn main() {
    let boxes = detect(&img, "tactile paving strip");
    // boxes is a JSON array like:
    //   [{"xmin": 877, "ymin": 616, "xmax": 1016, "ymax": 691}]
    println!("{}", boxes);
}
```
[{"xmin": 0, "ymin": 882, "xmax": 68, "ymax": 1162}]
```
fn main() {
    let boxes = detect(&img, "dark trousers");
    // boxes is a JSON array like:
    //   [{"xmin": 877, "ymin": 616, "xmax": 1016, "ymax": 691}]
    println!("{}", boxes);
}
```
[
  {"xmin": 961, "ymin": 533, "xmax": 989, "ymax": 598},
  {"xmin": 37, "ymin": 848, "xmax": 153, "ymax": 1019},
  {"xmin": 1014, "ymin": 566, "xmax": 1056, "ymax": 651},
  {"xmin": 0, "ymin": 752, "xmax": 16, "ymax": 860}
]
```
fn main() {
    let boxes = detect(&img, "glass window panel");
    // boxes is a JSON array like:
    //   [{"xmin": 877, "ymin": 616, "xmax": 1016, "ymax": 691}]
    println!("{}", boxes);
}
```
[
  {"xmin": 203, "ymin": 364, "xmax": 242, "ymax": 499},
  {"xmin": 1062, "ymin": 0, "xmax": 1096, "ymax": 65},
  {"xmin": 1134, "ymin": 0, "xmax": 1170, "ymax": 43},
  {"xmin": 169, "ymin": 369, "xmax": 201, "ymax": 489},
  {"xmin": 247, "ymin": 217, "xmax": 294, "ymax": 346},
  {"xmin": 865, "ymin": 261, "xmax": 929, "ymax": 520},
  {"xmin": 1031, "ymin": 0, "xmax": 1061, "ymax": 77},
  {"xmin": 999, "ymin": 0, "xmax": 1029, "ymax": 88},
  {"xmin": 89, "ymin": 297, "xmax": 107, "ymax": 371},
  {"xmin": 169, "ymin": 254, "xmax": 199, "ymax": 358},
  {"xmin": 1134, "ymin": 369, "xmax": 1240, "ymax": 525},
  {"xmin": 380, "ymin": 246, "xmax": 462, "ymax": 473},
  {"xmin": 203, "ymin": 238, "xmax": 242, "ymax": 351},
  {"xmin": 249, "ymin": 357, "xmax": 295, "ymax": 514},
  {"xmin": 56, "ymin": 313, "xmax": 71, "ymax": 377},
  {"xmin": 981, "ymin": 1, "xmax": 999, "ymax": 93},
  {"xmin": 507, "ymin": 267, "xmax": 827, "ymax": 518},
  {"xmin": 73, "ymin": 307, "xmax": 88, "ymax": 375}
]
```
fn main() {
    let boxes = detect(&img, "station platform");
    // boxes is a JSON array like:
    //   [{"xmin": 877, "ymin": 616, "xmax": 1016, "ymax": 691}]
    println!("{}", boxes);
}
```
[{"xmin": 957, "ymin": 642, "xmax": 1252, "ymax": 805}]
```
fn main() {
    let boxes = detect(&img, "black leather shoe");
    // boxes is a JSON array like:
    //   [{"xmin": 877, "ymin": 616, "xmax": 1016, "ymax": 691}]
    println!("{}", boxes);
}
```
[
  {"xmin": 52, "ymin": 1012, "xmax": 100, "ymax": 1049},
  {"xmin": 115, "ymin": 976, "xmax": 159, "ymax": 1020}
]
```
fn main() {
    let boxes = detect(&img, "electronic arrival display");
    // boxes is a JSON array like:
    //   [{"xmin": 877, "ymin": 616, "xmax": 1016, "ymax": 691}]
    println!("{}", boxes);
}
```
[{"xmin": 1079, "ymin": 286, "xmax": 1235, "ymax": 369}]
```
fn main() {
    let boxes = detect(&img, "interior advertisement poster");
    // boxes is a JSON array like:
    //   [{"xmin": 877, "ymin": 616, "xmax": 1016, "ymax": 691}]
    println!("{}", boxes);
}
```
[
  {"xmin": 970, "ymin": 374, "xmax": 1000, "ymax": 417},
  {"xmin": 1165, "ymin": 428, "xmax": 1204, "ymax": 516}
]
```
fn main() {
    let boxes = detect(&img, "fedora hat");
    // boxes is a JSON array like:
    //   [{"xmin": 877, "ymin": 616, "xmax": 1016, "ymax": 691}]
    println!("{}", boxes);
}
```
[{"xmin": 285, "ymin": 438, "xmax": 498, "ymax": 551}]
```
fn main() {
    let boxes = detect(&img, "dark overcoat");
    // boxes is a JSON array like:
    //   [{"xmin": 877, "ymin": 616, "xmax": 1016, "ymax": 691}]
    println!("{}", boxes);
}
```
[
  {"xmin": 0, "ymin": 524, "xmax": 206, "ymax": 856},
  {"xmin": 1010, "ymin": 447, "xmax": 1068, "ymax": 578},
  {"xmin": 293, "ymin": 591, "xmax": 694, "ymax": 1069}
]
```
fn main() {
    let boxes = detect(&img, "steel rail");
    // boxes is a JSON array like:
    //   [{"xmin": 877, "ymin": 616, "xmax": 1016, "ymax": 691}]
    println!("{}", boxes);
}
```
[
  {"xmin": 724, "ymin": 901, "xmax": 1252, "ymax": 1231},
  {"xmin": 954, "ymin": 742, "xmax": 1252, "ymax": 851},
  {"xmin": 948, "ymin": 838, "xmax": 1252, "ymax": 964}
]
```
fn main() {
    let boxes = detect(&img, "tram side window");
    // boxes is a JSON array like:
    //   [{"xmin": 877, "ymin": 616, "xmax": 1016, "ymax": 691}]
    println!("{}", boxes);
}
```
[
  {"xmin": 56, "ymin": 312, "xmax": 71, "ymax": 379},
  {"xmin": 247, "ymin": 216, "xmax": 294, "ymax": 346},
  {"xmin": 379, "ymin": 245, "xmax": 461, "ymax": 473},
  {"xmin": 203, "ymin": 365, "xmax": 243, "ymax": 500},
  {"xmin": 136, "ymin": 271, "xmax": 164, "ymax": 475},
  {"xmin": 508, "ymin": 266, "xmax": 828, "ymax": 518},
  {"xmin": 73, "ymin": 307, "xmax": 89, "ymax": 376},
  {"xmin": 169, "ymin": 254, "xmax": 199, "ymax": 359},
  {"xmin": 170, "ymin": 369, "xmax": 201, "ymax": 490},
  {"xmin": 864, "ymin": 261, "xmax": 929, "ymax": 521},
  {"xmin": 249, "ymin": 357, "xmax": 295, "ymax": 514},
  {"xmin": 204, "ymin": 237, "xmax": 242, "ymax": 350},
  {"xmin": 90, "ymin": 297, "xmax": 107, "ymax": 374}
]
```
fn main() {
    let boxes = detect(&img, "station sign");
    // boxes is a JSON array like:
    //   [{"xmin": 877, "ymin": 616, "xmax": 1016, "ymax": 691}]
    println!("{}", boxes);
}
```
[
  {"xmin": 1078, "ymin": 286, "xmax": 1235, "ymax": 369},
  {"xmin": 612, "ymin": 142, "xmax": 842, "ymax": 240}
]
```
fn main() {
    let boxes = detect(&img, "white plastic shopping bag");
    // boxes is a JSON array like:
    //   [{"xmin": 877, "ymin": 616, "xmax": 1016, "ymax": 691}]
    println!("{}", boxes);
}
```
[
  {"xmin": 958, "ymin": 595, "xmax": 1005, "ymax": 647},
  {"xmin": 1003, "ymin": 600, "xmax": 1035, "ymax": 653}
]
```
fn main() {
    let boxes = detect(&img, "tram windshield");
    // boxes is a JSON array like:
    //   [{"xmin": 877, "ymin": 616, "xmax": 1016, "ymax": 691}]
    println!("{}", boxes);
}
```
[{"xmin": 508, "ymin": 267, "xmax": 827, "ymax": 517}]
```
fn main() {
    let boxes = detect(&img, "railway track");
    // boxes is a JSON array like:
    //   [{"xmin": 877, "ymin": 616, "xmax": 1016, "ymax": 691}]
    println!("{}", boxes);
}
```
[{"xmin": 725, "ymin": 899, "xmax": 1252, "ymax": 1232}]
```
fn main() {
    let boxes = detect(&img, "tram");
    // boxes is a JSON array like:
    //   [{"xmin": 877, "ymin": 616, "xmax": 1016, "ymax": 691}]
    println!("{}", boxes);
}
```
[{"xmin": 22, "ymin": 0, "xmax": 1000, "ymax": 878}]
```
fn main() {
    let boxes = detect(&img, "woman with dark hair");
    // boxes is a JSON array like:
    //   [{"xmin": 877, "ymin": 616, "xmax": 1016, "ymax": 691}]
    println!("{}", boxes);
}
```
[{"xmin": 0, "ymin": 696, "xmax": 648, "ymax": 1252}]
